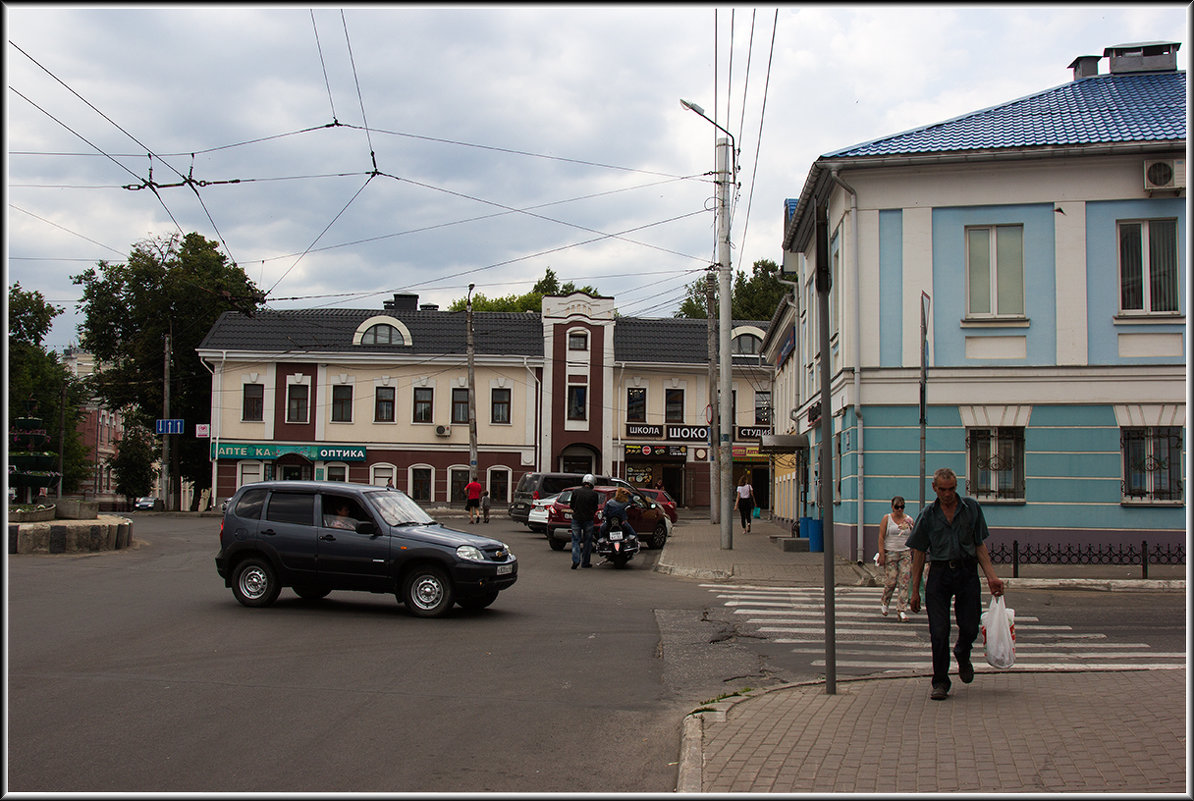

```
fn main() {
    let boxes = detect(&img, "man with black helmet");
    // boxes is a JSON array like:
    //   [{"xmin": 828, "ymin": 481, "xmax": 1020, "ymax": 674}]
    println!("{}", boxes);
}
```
[{"xmin": 569, "ymin": 474, "xmax": 600, "ymax": 569}]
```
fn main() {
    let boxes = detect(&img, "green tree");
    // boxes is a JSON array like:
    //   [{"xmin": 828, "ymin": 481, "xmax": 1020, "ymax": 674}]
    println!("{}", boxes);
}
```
[
  {"xmin": 7, "ymin": 283, "xmax": 91, "ymax": 494},
  {"xmin": 73, "ymin": 233, "xmax": 263, "ymax": 509},
  {"xmin": 445, "ymin": 268, "xmax": 600, "ymax": 312},
  {"xmin": 109, "ymin": 422, "xmax": 158, "ymax": 502},
  {"xmin": 673, "ymin": 259, "xmax": 787, "ymax": 321}
]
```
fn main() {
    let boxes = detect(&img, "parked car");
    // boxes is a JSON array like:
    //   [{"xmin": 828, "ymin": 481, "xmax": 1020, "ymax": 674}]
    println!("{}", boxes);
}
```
[
  {"xmin": 215, "ymin": 480, "xmax": 517, "ymax": 617},
  {"xmin": 526, "ymin": 493, "xmax": 559, "ymax": 533},
  {"xmin": 508, "ymin": 471, "xmax": 633, "ymax": 527},
  {"xmin": 544, "ymin": 485, "xmax": 669, "ymax": 551},
  {"xmin": 134, "ymin": 496, "xmax": 158, "ymax": 510},
  {"xmin": 636, "ymin": 488, "xmax": 678, "ymax": 525}
]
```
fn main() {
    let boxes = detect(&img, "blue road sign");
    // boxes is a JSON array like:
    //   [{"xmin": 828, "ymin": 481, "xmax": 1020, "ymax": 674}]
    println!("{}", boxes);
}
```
[{"xmin": 156, "ymin": 419, "xmax": 185, "ymax": 435}]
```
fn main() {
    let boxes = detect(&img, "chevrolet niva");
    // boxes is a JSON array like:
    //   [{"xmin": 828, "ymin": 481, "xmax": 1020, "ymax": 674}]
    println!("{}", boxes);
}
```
[{"xmin": 215, "ymin": 480, "xmax": 517, "ymax": 617}]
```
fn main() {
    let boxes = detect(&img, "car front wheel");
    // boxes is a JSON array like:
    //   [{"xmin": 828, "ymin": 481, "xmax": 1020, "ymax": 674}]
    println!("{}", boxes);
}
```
[
  {"xmin": 649, "ymin": 521, "xmax": 668, "ymax": 550},
  {"xmin": 232, "ymin": 557, "xmax": 281, "ymax": 607},
  {"xmin": 401, "ymin": 565, "xmax": 455, "ymax": 617}
]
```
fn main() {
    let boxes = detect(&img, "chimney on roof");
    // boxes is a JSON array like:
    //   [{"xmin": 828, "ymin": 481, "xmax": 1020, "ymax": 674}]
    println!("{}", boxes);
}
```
[
  {"xmin": 1068, "ymin": 55, "xmax": 1101, "ymax": 80},
  {"xmin": 1104, "ymin": 41, "xmax": 1180, "ymax": 74},
  {"xmin": 383, "ymin": 293, "xmax": 418, "ymax": 312}
]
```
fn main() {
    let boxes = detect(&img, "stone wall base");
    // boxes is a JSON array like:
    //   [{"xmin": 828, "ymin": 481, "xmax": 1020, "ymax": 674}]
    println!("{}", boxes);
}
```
[{"xmin": 8, "ymin": 516, "xmax": 133, "ymax": 555}]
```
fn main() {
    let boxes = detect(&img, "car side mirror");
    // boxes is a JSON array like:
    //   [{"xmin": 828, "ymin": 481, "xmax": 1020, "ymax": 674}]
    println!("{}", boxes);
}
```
[{"xmin": 356, "ymin": 520, "xmax": 378, "ymax": 536}]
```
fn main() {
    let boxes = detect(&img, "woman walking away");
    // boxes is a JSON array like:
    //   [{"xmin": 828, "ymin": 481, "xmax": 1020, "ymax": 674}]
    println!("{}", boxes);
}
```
[
  {"xmin": 734, "ymin": 474, "xmax": 756, "ymax": 534},
  {"xmin": 878, "ymin": 496, "xmax": 914, "ymax": 621}
]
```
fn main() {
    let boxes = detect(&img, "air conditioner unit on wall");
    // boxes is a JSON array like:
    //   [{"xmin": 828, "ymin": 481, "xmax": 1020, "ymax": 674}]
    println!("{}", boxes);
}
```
[
  {"xmin": 434, "ymin": 424, "xmax": 451, "ymax": 436},
  {"xmin": 1143, "ymin": 159, "xmax": 1186, "ymax": 191}
]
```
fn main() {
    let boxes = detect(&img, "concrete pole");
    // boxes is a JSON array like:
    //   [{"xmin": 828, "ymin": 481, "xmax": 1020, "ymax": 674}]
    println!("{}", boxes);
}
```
[
  {"xmin": 816, "ymin": 202, "xmax": 837, "ymax": 695},
  {"xmin": 717, "ymin": 136, "xmax": 734, "ymax": 551},
  {"xmin": 467, "ymin": 285, "xmax": 479, "ymax": 483},
  {"xmin": 162, "ymin": 332, "xmax": 171, "ymax": 511},
  {"xmin": 706, "ymin": 270, "xmax": 719, "ymax": 524}
]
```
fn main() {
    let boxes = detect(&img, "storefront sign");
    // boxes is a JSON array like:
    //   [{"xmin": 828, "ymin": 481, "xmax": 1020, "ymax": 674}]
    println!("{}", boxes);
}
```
[
  {"xmin": 625, "ymin": 423, "xmax": 663, "ymax": 438},
  {"xmin": 666, "ymin": 425, "xmax": 709, "ymax": 442},
  {"xmin": 732, "ymin": 444, "xmax": 766, "ymax": 460},
  {"xmin": 213, "ymin": 442, "xmax": 367, "ymax": 461},
  {"xmin": 737, "ymin": 426, "xmax": 770, "ymax": 440},
  {"xmin": 625, "ymin": 444, "xmax": 687, "ymax": 458}
]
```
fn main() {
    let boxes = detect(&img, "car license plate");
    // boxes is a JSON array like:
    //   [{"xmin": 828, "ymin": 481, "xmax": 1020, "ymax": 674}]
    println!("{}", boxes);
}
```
[
  {"xmin": 563, "ymin": 510, "xmax": 571, "ymax": 519},
  {"xmin": 497, "ymin": 564, "xmax": 513, "ymax": 575},
  {"xmin": 610, "ymin": 531, "xmax": 623, "ymax": 541}
]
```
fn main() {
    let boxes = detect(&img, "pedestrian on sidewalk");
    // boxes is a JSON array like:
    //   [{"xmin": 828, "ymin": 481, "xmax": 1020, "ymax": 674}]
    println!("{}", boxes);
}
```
[
  {"xmin": 907, "ymin": 467, "xmax": 1004, "ymax": 701},
  {"xmin": 877, "ymin": 496, "xmax": 914, "ymax": 621},
  {"xmin": 480, "ymin": 490, "xmax": 491, "ymax": 523},
  {"xmin": 734, "ymin": 474, "xmax": 755, "ymax": 534},
  {"xmin": 465, "ymin": 477, "xmax": 483, "ymax": 524},
  {"xmin": 569, "ymin": 474, "xmax": 600, "ymax": 569}
]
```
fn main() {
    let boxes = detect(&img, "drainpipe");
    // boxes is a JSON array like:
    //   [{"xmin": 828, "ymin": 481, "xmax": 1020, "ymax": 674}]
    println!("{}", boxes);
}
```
[
  {"xmin": 200, "ymin": 350, "xmax": 227, "ymax": 510},
  {"xmin": 830, "ymin": 169, "xmax": 865, "ymax": 563},
  {"xmin": 777, "ymin": 278, "xmax": 800, "ymax": 526},
  {"xmin": 523, "ymin": 357, "xmax": 542, "ymax": 471}
]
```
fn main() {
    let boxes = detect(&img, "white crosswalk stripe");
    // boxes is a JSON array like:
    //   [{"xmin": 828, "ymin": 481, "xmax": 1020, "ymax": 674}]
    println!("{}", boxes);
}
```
[{"xmin": 703, "ymin": 583, "xmax": 1183, "ymax": 674}]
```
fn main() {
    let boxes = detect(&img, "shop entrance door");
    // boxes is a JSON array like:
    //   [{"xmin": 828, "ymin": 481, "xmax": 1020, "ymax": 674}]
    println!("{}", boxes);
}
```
[{"xmin": 663, "ymin": 466, "xmax": 684, "ymax": 505}]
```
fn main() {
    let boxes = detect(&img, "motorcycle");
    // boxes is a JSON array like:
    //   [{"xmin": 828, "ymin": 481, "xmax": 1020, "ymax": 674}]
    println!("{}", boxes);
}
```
[{"xmin": 594, "ymin": 512, "xmax": 640, "ymax": 569}]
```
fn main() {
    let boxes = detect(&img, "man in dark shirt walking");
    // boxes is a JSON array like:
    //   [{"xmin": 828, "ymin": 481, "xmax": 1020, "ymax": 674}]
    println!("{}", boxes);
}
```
[
  {"xmin": 908, "ymin": 467, "xmax": 1004, "ymax": 701},
  {"xmin": 568, "ymin": 474, "xmax": 600, "ymax": 570}
]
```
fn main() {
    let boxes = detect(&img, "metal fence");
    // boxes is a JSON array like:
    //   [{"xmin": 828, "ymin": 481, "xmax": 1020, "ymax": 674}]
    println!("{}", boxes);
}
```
[{"xmin": 988, "ymin": 539, "xmax": 1186, "ymax": 580}]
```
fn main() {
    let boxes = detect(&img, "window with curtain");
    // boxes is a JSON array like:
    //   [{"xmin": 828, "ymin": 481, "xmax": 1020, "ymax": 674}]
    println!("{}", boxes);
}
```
[
  {"xmin": 491, "ymin": 387, "xmax": 511, "ymax": 424},
  {"xmin": 242, "ymin": 383, "xmax": 264, "ymax": 421},
  {"xmin": 567, "ymin": 385, "xmax": 587, "ymax": 421},
  {"xmin": 1119, "ymin": 219, "xmax": 1179, "ymax": 314},
  {"xmin": 413, "ymin": 387, "xmax": 433, "ymax": 423},
  {"xmin": 451, "ymin": 388, "xmax": 469, "ymax": 424},
  {"xmin": 375, "ymin": 386, "xmax": 395, "ymax": 422},
  {"xmin": 286, "ymin": 384, "xmax": 309, "ymax": 423},
  {"xmin": 966, "ymin": 225, "xmax": 1024, "ymax": 317}
]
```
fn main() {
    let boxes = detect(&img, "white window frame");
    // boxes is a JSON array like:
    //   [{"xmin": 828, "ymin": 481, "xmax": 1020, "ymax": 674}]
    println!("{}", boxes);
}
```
[
  {"xmin": 1117, "ymin": 218, "xmax": 1180, "ymax": 315},
  {"xmin": 965, "ymin": 224, "xmax": 1025, "ymax": 319}
]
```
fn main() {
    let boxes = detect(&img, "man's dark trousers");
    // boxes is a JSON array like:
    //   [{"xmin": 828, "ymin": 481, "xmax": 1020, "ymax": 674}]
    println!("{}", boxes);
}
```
[
  {"xmin": 571, "ymin": 519, "xmax": 594, "ymax": 567},
  {"xmin": 925, "ymin": 560, "xmax": 982, "ymax": 690}
]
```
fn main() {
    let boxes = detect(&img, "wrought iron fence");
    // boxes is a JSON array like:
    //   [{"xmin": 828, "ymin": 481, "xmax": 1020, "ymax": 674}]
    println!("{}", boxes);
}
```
[{"xmin": 987, "ymin": 539, "xmax": 1186, "ymax": 580}]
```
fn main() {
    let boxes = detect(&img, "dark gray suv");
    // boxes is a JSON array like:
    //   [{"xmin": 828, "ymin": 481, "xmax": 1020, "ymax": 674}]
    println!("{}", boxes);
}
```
[{"xmin": 215, "ymin": 480, "xmax": 517, "ymax": 617}]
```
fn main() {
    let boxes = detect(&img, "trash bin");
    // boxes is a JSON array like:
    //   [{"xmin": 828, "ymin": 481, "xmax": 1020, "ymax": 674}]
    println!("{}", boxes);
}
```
[
  {"xmin": 807, "ymin": 519, "xmax": 824, "ymax": 552},
  {"xmin": 798, "ymin": 516, "xmax": 812, "ymax": 538}
]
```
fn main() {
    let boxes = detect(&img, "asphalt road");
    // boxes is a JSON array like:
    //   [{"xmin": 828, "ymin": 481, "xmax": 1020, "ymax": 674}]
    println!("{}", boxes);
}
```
[{"xmin": 7, "ymin": 514, "xmax": 744, "ymax": 793}]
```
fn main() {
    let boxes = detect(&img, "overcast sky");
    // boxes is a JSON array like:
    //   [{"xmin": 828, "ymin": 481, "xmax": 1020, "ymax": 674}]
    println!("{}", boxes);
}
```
[{"xmin": 6, "ymin": 4, "xmax": 1189, "ymax": 353}]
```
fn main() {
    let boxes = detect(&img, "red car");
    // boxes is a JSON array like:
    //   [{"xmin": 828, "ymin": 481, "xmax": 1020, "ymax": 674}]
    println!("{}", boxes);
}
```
[
  {"xmin": 544, "ymin": 485, "xmax": 670, "ymax": 551},
  {"xmin": 636, "ymin": 488, "xmax": 678, "ymax": 524}
]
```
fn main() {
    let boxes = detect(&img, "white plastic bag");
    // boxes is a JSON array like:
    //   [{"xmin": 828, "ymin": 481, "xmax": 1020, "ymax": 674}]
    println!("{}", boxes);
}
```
[{"xmin": 981, "ymin": 595, "xmax": 1016, "ymax": 668}]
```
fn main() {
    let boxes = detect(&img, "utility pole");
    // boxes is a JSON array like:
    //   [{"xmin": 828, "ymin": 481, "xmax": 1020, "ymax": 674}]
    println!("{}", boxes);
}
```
[
  {"xmin": 716, "ymin": 136, "xmax": 734, "ymax": 550},
  {"xmin": 466, "ymin": 284, "xmax": 479, "ymax": 482},
  {"xmin": 815, "ymin": 202, "xmax": 837, "ymax": 695},
  {"xmin": 706, "ymin": 269, "xmax": 719, "ymax": 525},
  {"xmin": 57, "ymin": 379, "xmax": 66, "ymax": 498},
  {"xmin": 919, "ymin": 291, "xmax": 931, "ymax": 512},
  {"xmin": 162, "ymin": 332, "xmax": 171, "ymax": 511}
]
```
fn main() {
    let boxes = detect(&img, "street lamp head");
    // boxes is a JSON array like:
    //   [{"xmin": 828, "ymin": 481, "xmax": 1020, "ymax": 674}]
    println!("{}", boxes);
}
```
[{"xmin": 680, "ymin": 98, "xmax": 705, "ymax": 116}]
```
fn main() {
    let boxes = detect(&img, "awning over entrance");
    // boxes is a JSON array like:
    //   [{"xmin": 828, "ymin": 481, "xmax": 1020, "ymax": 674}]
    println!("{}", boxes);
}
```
[{"xmin": 758, "ymin": 433, "xmax": 809, "ymax": 453}]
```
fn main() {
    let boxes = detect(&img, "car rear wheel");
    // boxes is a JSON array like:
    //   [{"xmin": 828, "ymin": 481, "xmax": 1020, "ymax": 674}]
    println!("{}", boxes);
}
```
[
  {"xmin": 649, "ymin": 521, "xmax": 668, "ymax": 550},
  {"xmin": 457, "ymin": 590, "xmax": 499, "ymax": 611},
  {"xmin": 232, "ymin": 557, "xmax": 281, "ymax": 607},
  {"xmin": 401, "ymin": 565, "xmax": 454, "ymax": 617},
  {"xmin": 548, "ymin": 535, "xmax": 566, "ymax": 551}
]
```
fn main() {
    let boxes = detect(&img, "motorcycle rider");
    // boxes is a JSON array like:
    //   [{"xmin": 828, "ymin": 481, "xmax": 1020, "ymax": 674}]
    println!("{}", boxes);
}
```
[
  {"xmin": 569, "ymin": 474, "xmax": 601, "ymax": 570},
  {"xmin": 598, "ymin": 487, "xmax": 638, "ymax": 548}
]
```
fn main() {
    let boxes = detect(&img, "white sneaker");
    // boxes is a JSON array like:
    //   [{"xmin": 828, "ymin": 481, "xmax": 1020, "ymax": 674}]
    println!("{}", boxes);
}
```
[
  {"xmin": 899, "ymin": 611, "xmax": 909, "ymax": 622},
  {"xmin": 881, "ymin": 603, "xmax": 889, "ymax": 616}
]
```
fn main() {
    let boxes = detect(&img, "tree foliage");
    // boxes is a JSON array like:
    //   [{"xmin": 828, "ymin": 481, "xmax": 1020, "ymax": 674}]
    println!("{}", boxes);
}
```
[
  {"xmin": 445, "ymin": 268, "xmax": 600, "ymax": 312},
  {"xmin": 7, "ymin": 283, "xmax": 91, "ymax": 493},
  {"xmin": 73, "ymin": 233, "xmax": 263, "ymax": 507},
  {"xmin": 673, "ymin": 259, "xmax": 788, "ymax": 322},
  {"xmin": 109, "ymin": 423, "xmax": 159, "ymax": 501}
]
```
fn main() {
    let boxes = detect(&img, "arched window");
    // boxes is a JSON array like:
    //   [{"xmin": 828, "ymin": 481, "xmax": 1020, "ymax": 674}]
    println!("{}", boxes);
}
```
[
  {"xmin": 732, "ymin": 334, "xmax": 761, "ymax": 354},
  {"xmin": 360, "ymin": 324, "xmax": 404, "ymax": 345}
]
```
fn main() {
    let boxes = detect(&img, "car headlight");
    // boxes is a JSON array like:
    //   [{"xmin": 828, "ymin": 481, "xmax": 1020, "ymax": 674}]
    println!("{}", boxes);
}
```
[{"xmin": 456, "ymin": 544, "xmax": 486, "ymax": 562}]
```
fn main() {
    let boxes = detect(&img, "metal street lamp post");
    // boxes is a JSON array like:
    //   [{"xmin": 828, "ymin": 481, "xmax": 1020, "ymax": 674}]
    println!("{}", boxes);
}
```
[{"xmin": 681, "ymin": 99, "xmax": 736, "ymax": 550}]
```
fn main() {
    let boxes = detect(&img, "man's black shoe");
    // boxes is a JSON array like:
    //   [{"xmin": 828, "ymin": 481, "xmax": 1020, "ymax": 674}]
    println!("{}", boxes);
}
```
[
  {"xmin": 959, "ymin": 658, "xmax": 975, "ymax": 684},
  {"xmin": 571, "ymin": 562, "xmax": 579, "ymax": 570},
  {"xmin": 930, "ymin": 685, "xmax": 949, "ymax": 701}
]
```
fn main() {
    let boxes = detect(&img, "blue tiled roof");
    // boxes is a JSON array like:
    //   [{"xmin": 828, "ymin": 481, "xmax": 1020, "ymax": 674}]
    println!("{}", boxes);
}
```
[{"xmin": 825, "ymin": 71, "xmax": 1186, "ymax": 158}]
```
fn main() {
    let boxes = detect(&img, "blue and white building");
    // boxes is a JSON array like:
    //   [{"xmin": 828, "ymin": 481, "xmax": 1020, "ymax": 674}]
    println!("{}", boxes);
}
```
[{"xmin": 766, "ymin": 42, "xmax": 1186, "ymax": 560}]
